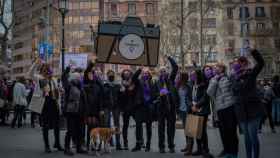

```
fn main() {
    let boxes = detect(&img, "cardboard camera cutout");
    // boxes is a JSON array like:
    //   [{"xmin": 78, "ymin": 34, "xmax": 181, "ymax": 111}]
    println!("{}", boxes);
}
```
[{"xmin": 96, "ymin": 17, "xmax": 160, "ymax": 67}]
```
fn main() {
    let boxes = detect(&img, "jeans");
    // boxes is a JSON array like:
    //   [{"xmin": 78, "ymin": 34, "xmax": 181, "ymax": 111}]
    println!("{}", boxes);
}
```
[
  {"xmin": 272, "ymin": 98, "xmax": 280, "ymax": 124},
  {"xmin": 259, "ymin": 102, "xmax": 275, "ymax": 131},
  {"xmin": 178, "ymin": 110, "xmax": 187, "ymax": 128},
  {"xmin": 240, "ymin": 117, "xmax": 261, "ymax": 158},
  {"xmin": 11, "ymin": 105, "xmax": 25, "ymax": 128}
]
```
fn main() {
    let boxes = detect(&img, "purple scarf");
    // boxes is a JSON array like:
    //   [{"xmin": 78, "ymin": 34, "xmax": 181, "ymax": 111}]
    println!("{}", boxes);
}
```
[{"xmin": 143, "ymin": 82, "xmax": 151, "ymax": 102}]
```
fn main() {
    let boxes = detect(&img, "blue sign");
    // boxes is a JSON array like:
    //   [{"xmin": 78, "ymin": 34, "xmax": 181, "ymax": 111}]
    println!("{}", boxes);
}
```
[{"xmin": 38, "ymin": 43, "xmax": 54, "ymax": 59}]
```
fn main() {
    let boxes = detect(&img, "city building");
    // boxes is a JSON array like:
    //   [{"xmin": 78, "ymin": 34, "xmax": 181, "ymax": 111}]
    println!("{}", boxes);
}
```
[
  {"xmin": 12, "ymin": 0, "xmax": 100, "ymax": 78},
  {"xmin": 223, "ymin": 0, "xmax": 280, "ymax": 78},
  {"xmin": 12, "ymin": 0, "xmax": 159, "ymax": 78}
]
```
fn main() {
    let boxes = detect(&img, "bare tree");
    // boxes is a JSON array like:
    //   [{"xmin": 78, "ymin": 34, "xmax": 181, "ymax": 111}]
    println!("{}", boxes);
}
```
[
  {"xmin": 0, "ymin": 0, "xmax": 14, "ymax": 63},
  {"xmin": 159, "ymin": 0, "xmax": 224, "ymax": 68}
]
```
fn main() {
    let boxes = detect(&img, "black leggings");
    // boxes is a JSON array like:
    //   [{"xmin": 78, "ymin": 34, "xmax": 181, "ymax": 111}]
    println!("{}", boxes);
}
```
[
  {"xmin": 259, "ymin": 102, "xmax": 275, "ymax": 130},
  {"xmin": 11, "ymin": 105, "xmax": 25, "ymax": 128},
  {"xmin": 218, "ymin": 106, "xmax": 239, "ymax": 155}
]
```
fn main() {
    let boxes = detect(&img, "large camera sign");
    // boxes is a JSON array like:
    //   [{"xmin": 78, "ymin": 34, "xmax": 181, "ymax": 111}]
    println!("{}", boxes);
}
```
[
  {"xmin": 119, "ymin": 34, "xmax": 145, "ymax": 60},
  {"xmin": 95, "ymin": 16, "xmax": 160, "ymax": 66}
]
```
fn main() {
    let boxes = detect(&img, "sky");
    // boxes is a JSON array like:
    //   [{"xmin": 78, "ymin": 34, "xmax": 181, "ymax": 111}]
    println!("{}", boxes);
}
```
[{"xmin": 0, "ymin": 0, "xmax": 13, "ymax": 36}]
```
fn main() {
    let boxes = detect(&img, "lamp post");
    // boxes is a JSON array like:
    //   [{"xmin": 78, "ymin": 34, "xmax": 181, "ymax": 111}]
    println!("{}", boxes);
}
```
[{"xmin": 58, "ymin": 0, "xmax": 68, "ymax": 73}]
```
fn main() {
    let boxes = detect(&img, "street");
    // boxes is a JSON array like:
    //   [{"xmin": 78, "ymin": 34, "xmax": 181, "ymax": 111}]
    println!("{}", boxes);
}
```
[{"xmin": 0, "ymin": 122, "xmax": 280, "ymax": 158}]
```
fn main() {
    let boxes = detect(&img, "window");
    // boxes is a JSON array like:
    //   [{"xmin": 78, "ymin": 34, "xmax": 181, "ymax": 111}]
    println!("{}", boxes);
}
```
[
  {"xmin": 73, "ymin": 16, "xmax": 79, "ymax": 24},
  {"xmin": 256, "ymin": 23, "xmax": 265, "ymax": 30},
  {"xmin": 241, "ymin": 23, "xmax": 249, "ymax": 35},
  {"xmin": 203, "ymin": 18, "xmax": 216, "ymax": 28},
  {"xmin": 255, "ymin": 7, "xmax": 265, "ymax": 17},
  {"xmin": 14, "ymin": 42, "xmax": 23, "ymax": 49},
  {"xmin": 145, "ymin": 3, "xmax": 154, "ymax": 15},
  {"xmin": 227, "ymin": 7, "xmax": 233, "ymax": 19},
  {"xmin": 128, "ymin": 3, "xmax": 136, "ymax": 15},
  {"xmin": 275, "ymin": 39, "xmax": 280, "ymax": 49},
  {"xmin": 273, "ymin": 22, "xmax": 279, "ymax": 30},
  {"xmin": 111, "ymin": 3, "xmax": 118, "ymax": 17},
  {"xmin": 239, "ymin": 7, "xmax": 250, "ymax": 19},
  {"xmin": 271, "ymin": 7, "xmax": 280, "ymax": 19},
  {"xmin": 207, "ymin": 52, "xmax": 217, "ymax": 62},
  {"xmin": 188, "ymin": 2, "xmax": 197, "ymax": 12},
  {"xmin": 227, "ymin": 23, "xmax": 234, "ymax": 35},
  {"xmin": 205, "ymin": 35, "xmax": 217, "ymax": 46},
  {"xmin": 228, "ymin": 40, "xmax": 235, "ymax": 48},
  {"xmin": 72, "ymin": 2, "xmax": 79, "ymax": 9}
]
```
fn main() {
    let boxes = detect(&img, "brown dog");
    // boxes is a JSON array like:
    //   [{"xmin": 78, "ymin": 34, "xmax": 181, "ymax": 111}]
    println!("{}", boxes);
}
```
[{"xmin": 90, "ymin": 128, "xmax": 119, "ymax": 155}]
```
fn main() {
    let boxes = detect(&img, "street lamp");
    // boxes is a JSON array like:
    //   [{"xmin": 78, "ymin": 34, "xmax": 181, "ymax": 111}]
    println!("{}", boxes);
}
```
[{"xmin": 58, "ymin": 0, "xmax": 68, "ymax": 73}]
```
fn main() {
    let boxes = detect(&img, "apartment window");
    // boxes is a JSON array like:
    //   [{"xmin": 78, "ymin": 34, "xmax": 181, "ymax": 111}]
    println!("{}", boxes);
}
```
[
  {"xmin": 256, "ymin": 7, "xmax": 265, "ymax": 17},
  {"xmin": 145, "ymin": 3, "xmax": 154, "ymax": 15},
  {"xmin": 207, "ymin": 52, "xmax": 217, "ymax": 62},
  {"xmin": 275, "ymin": 39, "xmax": 280, "ymax": 49},
  {"xmin": 229, "ymin": 39, "xmax": 235, "ymax": 49},
  {"xmin": 256, "ymin": 23, "xmax": 265, "ymax": 30},
  {"xmin": 72, "ymin": 2, "xmax": 79, "ymax": 9},
  {"xmin": 241, "ymin": 23, "xmax": 249, "ymax": 35},
  {"xmin": 188, "ymin": 2, "xmax": 197, "ymax": 12},
  {"xmin": 239, "ymin": 7, "xmax": 250, "ymax": 19},
  {"xmin": 80, "ymin": 2, "xmax": 91, "ymax": 9},
  {"xmin": 203, "ymin": 18, "xmax": 216, "ymax": 28},
  {"xmin": 111, "ymin": 3, "xmax": 118, "ymax": 17},
  {"xmin": 227, "ymin": 23, "xmax": 234, "ymax": 35},
  {"xmin": 271, "ymin": 7, "xmax": 280, "ymax": 19},
  {"xmin": 14, "ymin": 42, "xmax": 23, "ymax": 49},
  {"xmin": 128, "ymin": 3, "xmax": 136, "ymax": 15},
  {"xmin": 73, "ymin": 16, "xmax": 79, "ymax": 24},
  {"xmin": 227, "ymin": 7, "xmax": 233, "ymax": 19},
  {"xmin": 205, "ymin": 35, "xmax": 217, "ymax": 46},
  {"xmin": 273, "ymin": 22, "xmax": 279, "ymax": 30}
]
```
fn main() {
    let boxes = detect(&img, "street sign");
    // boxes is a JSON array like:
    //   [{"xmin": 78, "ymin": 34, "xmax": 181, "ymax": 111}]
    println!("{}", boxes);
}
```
[{"xmin": 38, "ymin": 43, "xmax": 54, "ymax": 59}]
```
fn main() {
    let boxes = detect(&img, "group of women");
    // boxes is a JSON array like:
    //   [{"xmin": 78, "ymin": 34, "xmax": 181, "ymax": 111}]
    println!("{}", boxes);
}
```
[{"xmin": 27, "ymin": 48, "xmax": 265, "ymax": 158}]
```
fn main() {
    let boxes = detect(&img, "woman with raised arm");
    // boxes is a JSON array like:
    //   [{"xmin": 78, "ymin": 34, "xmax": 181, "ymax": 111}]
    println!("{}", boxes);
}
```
[
  {"xmin": 28, "ymin": 58, "xmax": 63, "ymax": 153},
  {"xmin": 231, "ymin": 49, "xmax": 265, "ymax": 158}
]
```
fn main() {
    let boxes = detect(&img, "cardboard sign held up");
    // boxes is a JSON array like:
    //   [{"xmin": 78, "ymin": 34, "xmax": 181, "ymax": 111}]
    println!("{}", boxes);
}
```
[{"xmin": 96, "ymin": 16, "xmax": 160, "ymax": 67}]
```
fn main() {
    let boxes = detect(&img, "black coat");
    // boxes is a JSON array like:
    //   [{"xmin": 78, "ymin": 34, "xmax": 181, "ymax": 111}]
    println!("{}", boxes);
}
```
[
  {"xmin": 119, "ymin": 69, "xmax": 144, "ymax": 113},
  {"xmin": 192, "ymin": 83, "xmax": 210, "ymax": 116},
  {"xmin": 232, "ymin": 50, "xmax": 265, "ymax": 122},
  {"xmin": 156, "ymin": 57, "xmax": 179, "ymax": 114},
  {"xmin": 103, "ymin": 81, "xmax": 121, "ymax": 110},
  {"xmin": 83, "ymin": 80, "xmax": 104, "ymax": 117}
]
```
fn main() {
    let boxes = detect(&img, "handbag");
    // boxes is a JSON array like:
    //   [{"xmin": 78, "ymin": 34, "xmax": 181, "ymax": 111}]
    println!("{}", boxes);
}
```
[
  {"xmin": 184, "ymin": 114, "xmax": 204, "ymax": 139},
  {"xmin": 28, "ymin": 94, "xmax": 45, "ymax": 114}
]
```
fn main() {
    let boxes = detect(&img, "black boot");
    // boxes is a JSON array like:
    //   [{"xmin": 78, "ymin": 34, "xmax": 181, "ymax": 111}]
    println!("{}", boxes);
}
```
[
  {"xmin": 54, "ymin": 127, "xmax": 64, "ymax": 151},
  {"xmin": 43, "ymin": 128, "xmax": 51, "ymax": 153},
  {"xmin": 64, "ymin": 149, "xmax": 74, "ymax": 156},
  {"xmin": 123, "ymin": 141, "xmax": 129, "ymax": 150},
  {"xmin": 145, "ymin": 142, "xmax": 150, "ymax": 152},
  {"xmin": 54, "ymin": 144, "xmax": 64, "ymax": 151},
  {"xmin": 116, "ymin": 144, "xmax": 123, "ymax": 150},
  {"xmin": 131, "ymin": 143, "xmax": 141, "ymax": 152}
]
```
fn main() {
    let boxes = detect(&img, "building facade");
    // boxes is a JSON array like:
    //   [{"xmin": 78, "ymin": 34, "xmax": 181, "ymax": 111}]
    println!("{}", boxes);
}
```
[
  {"xmin": 12, "ymin": 0, "xmax": 100, "ymax": 78},
  {"xmin": 12, "ymin": 0, "xmax": 159, "ymax": 78},
  {"xmin": 223, "ymin": 0, "xmax": 280, "ymax": 78}
]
